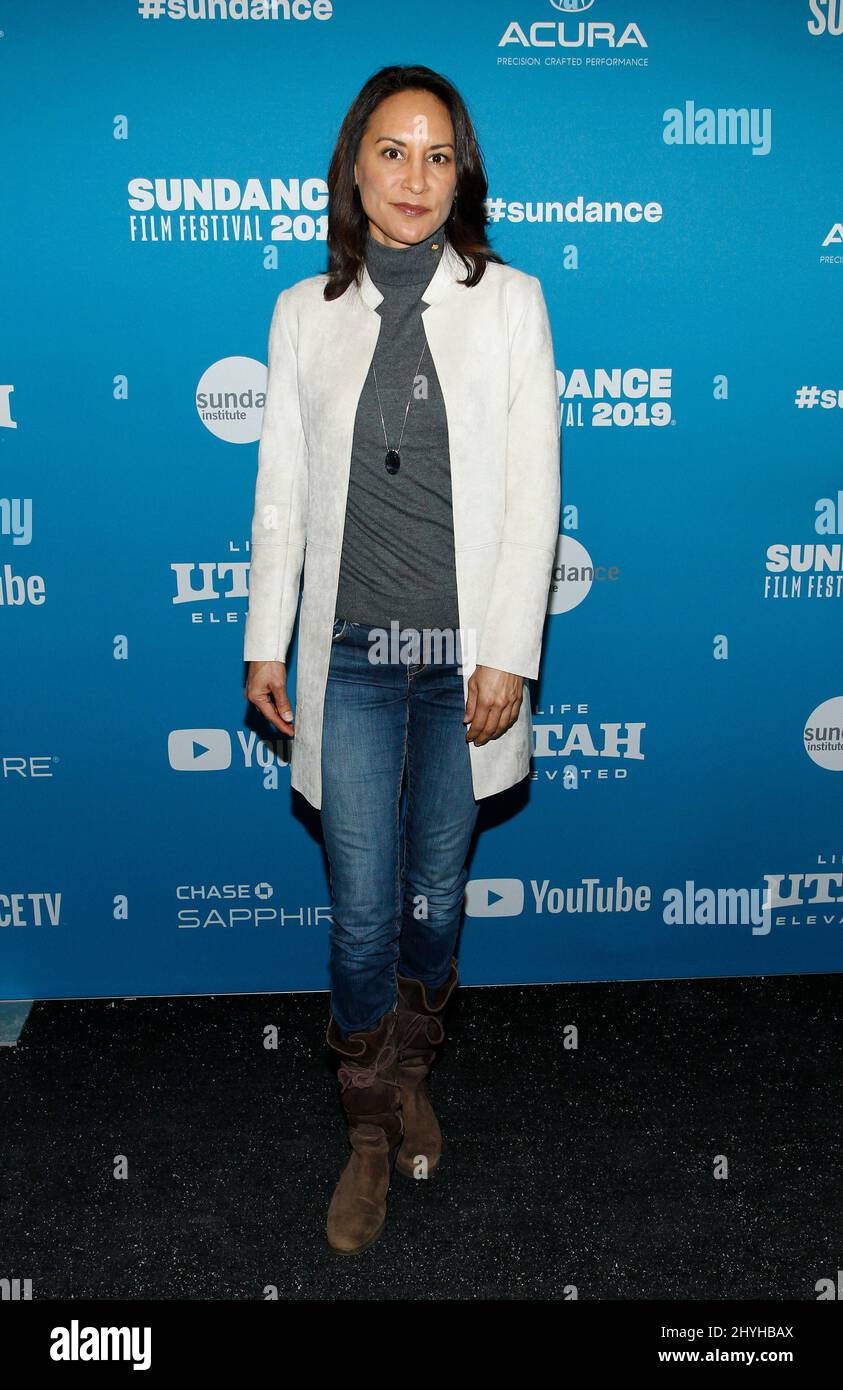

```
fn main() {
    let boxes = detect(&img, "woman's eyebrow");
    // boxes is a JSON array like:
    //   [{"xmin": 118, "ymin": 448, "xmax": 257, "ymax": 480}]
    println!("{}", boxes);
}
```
[{"xmin": 373, "ymin": 135, "xmax": 455, "ymax": 150}]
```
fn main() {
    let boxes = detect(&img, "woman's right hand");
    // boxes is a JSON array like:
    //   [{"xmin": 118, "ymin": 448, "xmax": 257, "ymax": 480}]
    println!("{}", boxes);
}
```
[{"xmin": 245, "ymin": 660, "xmax": 295, "ymax": 737}]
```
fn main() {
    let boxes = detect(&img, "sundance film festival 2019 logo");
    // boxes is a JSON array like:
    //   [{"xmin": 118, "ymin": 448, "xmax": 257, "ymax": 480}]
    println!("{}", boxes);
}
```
[
  {"xmin": 560, "ymin": 366, "xmax": 673, "ymax": 429},
  {"xmin": 127, "ymin": 176, "xmax": 328, "ymax": 246},
  {"xmin": 764, "ymin": 491, "xmax": 843, "ymax": 599}
]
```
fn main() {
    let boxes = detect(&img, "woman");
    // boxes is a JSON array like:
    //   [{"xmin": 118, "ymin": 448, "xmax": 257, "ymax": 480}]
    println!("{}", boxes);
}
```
[{"xmin": 244, "ymin": 65, "xmax": 560, "ymax": 1255}]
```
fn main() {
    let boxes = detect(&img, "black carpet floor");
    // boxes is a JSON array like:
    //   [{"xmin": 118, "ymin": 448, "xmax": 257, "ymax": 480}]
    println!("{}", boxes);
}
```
[{"xmin": 1, "ymin": 973, "xmax": 839, "ymax": 1301}]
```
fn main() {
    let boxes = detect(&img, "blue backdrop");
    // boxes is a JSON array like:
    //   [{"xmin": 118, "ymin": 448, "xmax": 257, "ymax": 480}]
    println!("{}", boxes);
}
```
[{"xmin": 2, "ymin": 0, "xmax": 842, "ymax": 1002}]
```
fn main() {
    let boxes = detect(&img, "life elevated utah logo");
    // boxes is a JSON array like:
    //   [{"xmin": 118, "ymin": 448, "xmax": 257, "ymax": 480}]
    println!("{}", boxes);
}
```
[
  {"xmin": 170, "ymin": 534, "xmax": 252, "ymax": 634},
  {"xmin": 530, "ymin": 700, "xmax": 646, "ymax": 787}
]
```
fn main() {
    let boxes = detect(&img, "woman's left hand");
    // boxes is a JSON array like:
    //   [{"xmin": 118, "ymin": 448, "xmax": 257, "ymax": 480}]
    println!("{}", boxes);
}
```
[{"xmin": 463, "ymin": 666, "xmax": 524, "ymax": 746}]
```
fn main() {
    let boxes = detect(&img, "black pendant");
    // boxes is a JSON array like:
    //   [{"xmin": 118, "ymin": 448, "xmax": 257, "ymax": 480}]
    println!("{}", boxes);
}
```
[{"xmin": 385, "ymin": 449, "xmax": 401, "ymax": 475}]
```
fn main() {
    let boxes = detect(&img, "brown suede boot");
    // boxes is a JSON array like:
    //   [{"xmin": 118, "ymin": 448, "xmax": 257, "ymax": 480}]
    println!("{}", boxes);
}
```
[
  {"xmin": 324, "ymin": 1005, "xmax": 404, "ymax": 1255},
  {"xmin": 394, "ymin": 957, "xmax": 458, "ymax": 1179}
]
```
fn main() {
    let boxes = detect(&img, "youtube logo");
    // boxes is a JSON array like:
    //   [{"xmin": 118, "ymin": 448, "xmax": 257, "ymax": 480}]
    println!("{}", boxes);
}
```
[
  {"xmin": 168, "ymin": 729, "xmax": 232, "ymax": 772},
  {"xmin": 465, "ymin": 878, "xmax": 524, "ymax": 918}
]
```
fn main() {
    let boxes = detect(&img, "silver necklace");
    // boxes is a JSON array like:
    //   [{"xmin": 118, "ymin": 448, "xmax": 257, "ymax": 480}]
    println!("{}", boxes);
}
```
[{"xmin": 372, "ymin": 338, "xmax": 428, "ymax": 475}]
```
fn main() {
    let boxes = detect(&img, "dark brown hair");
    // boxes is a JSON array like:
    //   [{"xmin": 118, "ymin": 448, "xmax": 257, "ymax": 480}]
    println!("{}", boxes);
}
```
[{"xmin": 323, "ymin": 64, "xmax": 505, "ymax": 302}]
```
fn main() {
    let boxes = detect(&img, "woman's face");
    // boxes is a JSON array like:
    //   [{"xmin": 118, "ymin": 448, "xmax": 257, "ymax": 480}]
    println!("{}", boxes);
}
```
[{"xmin": 353, "ymin": 89, "xmax": 457, "ymax": 249}]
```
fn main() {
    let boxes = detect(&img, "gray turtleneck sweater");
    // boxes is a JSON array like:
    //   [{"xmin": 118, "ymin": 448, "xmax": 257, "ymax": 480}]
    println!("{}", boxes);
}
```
[{"xmin": 333, "ymin": 223, "xmax": 460, "ymax": 633}]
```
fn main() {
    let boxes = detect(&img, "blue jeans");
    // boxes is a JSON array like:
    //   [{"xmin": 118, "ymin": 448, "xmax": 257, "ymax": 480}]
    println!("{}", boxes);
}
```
[{"xmin": 320, "ymin": 618, "xmax": 480, "ymax": 1037}]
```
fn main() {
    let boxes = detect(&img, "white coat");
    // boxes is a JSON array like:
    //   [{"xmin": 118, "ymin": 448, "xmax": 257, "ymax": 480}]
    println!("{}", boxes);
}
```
[{"xmin": 243, "ymin": 238, "xmax": 561, "ymax": 810}]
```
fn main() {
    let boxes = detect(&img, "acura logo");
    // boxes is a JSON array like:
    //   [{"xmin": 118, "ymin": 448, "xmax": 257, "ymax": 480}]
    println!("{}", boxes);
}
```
[{"xmin": 548, "ymin": 0, "xmax": 596, "ymax": 12}]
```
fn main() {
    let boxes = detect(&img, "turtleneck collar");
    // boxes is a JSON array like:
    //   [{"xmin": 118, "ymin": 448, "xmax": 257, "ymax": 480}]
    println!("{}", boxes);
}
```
[{"xmin": 364, "ymin": 221, "xmax": 447, "ymax": 289}]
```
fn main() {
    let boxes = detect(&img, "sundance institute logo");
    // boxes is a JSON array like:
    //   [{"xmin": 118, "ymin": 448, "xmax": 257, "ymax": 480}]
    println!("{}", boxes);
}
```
[
  {"xmin": 804, "ymin": 697, "xmax": 843, "ymax": 770},
  {"xmin": 196, "ymin": 357, "xmax": 267, "ymax": 444}
]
